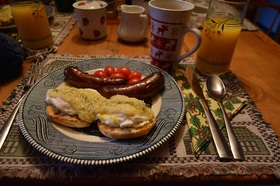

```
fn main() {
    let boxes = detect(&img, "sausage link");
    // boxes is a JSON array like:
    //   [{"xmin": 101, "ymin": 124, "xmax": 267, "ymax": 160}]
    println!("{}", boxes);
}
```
[
  {"xmin": 98, "ymin": 72, "xmax": 165, "ymax": 100},
  {"xmin": 64, "ymin": 66, "xmax": 127, "ymax": 89}
]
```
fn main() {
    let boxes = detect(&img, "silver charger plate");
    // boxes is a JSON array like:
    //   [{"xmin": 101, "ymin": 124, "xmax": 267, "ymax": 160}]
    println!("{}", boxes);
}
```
[{"xmin": 18, "ymin": 58, "xmax": 185, "ymax": 165}]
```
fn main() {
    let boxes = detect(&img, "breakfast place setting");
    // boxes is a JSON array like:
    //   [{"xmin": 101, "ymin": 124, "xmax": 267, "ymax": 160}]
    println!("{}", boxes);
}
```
[{"xmin": 0, "ymin": 0, "xmax": 280, "ymax": 185}]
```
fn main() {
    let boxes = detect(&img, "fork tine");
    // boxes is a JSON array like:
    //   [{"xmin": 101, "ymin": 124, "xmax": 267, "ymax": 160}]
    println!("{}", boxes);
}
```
[
  {"xmin": 26, "ymin": 64, "xmax": 35, "ymax": 85},
  {"xmin": 30, "ymin": 63, "xmax": 40, "ymax": 85},
  {"xmin": 26, "ymin": 62, "xmax": 42, "ymax": 86}
]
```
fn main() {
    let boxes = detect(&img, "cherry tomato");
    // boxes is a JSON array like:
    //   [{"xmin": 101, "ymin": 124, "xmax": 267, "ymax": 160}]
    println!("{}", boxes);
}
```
[
  {"xmin": 116, "ymin": 67, "xmax": 131, "ymax": 80},
  {"xmin": 128, "ymin": 71, "xmax": 142, "ymax": 80},
  {"xmin": 128, "ymin": 77, "xmax": 141, "ymax": 84},
  {"xmin": 104, "ymin": 66, "xmax": 115, "ymax": 77},
  {"xmin": 110, "ymin": 72, "xmax": 125, "ymax": 79},
  {"xmin": 93, "ymin": 70, "xmax": 107, "ymax": 78}
]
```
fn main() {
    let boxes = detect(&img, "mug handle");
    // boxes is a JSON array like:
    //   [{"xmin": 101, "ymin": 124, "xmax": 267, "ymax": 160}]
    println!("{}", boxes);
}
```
[
  {"xmin": 140, "ymin": 14, "xmax": 148, "ymax": 34},
  {"xmin": 177, "ymin": 27, "xmax": 202, "ymax": 62}
]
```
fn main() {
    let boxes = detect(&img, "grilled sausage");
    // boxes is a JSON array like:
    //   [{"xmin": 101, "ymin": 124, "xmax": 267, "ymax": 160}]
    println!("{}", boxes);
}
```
[
  {"xmin": 98, "ymin": 72, "xmax": 165, "ymax": 100},
  {"xmin": 64, "ymin": 66, "xmax": 127, "ymax": 89}
]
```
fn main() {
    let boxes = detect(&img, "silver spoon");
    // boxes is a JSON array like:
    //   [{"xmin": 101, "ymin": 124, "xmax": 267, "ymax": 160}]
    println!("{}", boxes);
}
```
[{"xmin": 206, "ymin": 75, "xmax": 245, "ymax": 161}]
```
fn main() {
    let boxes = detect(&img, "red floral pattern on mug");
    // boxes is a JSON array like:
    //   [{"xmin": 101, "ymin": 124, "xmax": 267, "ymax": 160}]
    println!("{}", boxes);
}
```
[
  {"xmin": 93, "ymin": 29, "xmax": 101, "ymax": 37},
  {"xmin": 100, "ymin": 16, "xmax": 105, "ymax": 25},
  {"xmin": 82, "ymin": 18, "xmax": 89, "ymax": 26},
  {"xmin": 79, "ymin": 28, "xmax": 83, "ymax": 35}
]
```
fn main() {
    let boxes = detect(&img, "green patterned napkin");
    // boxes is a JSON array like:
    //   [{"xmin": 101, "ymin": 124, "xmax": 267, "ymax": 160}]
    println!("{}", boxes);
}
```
[{"xmin": 175, "ymin": 65, "xmax": 247, "ymax": 157}]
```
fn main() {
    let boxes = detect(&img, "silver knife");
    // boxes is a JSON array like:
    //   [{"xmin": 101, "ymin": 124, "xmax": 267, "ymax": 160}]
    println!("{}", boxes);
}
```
[{"xmin": 185, "ymin": 66, "xmax": 233, "ymax": 160}]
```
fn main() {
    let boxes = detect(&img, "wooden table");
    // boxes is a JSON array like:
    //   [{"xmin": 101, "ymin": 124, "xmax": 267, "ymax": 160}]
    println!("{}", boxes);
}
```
[{"xmin": 1, "ymin": 23, "xmax": 280, "ymax": 185}]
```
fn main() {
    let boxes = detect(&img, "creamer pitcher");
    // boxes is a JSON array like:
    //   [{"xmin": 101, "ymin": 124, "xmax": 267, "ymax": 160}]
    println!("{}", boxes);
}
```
[{"xmin": 117, "ymin": 5, "xmax": 148, "ymax": 42}]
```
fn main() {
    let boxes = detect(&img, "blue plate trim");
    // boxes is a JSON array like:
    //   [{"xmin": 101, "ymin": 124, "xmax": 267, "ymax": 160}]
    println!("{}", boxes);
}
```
[{"xmin": 18, "ymin": 57, "xmax": 185, "ymax": 165}]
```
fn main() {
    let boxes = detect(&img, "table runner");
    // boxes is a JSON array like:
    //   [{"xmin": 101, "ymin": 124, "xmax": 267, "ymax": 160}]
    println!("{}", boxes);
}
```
[
  {"xmin": 0, "ymin": 54, "xmax": 279, "ymax": 182},
  {"xmin": 50, "ymin": 11, "xmax": 76, "ymax": 46}
]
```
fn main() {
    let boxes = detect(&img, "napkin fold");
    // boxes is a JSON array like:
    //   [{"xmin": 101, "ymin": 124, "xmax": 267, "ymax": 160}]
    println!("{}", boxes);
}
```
[{"xmin": 175, "ymin": 64, "xmax": 247, "ymax": 157}]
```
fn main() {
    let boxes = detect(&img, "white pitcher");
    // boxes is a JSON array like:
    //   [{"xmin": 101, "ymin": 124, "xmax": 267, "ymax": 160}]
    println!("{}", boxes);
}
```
[{"xmin": 117, "ymin": 5, "xmax": 148, "ymax": 42}]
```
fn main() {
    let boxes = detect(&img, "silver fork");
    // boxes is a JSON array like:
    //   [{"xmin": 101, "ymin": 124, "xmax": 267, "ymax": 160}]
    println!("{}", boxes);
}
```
[{"xmin": 0, "ymin": 62, "xmax": 42, "ymax": 150}]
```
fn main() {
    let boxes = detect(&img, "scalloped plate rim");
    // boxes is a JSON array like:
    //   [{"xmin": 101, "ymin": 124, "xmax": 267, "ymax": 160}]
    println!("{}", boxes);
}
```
[{"xmin": 18, "ymin": 57, "xmax": 185, "ymax": 165}]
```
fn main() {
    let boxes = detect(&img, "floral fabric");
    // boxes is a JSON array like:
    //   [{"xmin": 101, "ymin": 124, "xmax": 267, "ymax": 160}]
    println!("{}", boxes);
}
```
[{"xmin": 175, "ymin": 64, "xmax": 247, "ymax": 156}]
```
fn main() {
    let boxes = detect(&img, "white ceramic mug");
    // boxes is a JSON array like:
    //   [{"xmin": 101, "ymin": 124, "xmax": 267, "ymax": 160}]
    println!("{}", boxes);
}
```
[
  {"xmin": 117, "ymin": 5, "xmax": 148, "ymax": 42},
  {"xmin": 73, "ymin": 1, "xmax": 108, "ymax": 40},
  {"xmin": 149, "ymin": 0, "xmax": 201, "ymax": 75}
]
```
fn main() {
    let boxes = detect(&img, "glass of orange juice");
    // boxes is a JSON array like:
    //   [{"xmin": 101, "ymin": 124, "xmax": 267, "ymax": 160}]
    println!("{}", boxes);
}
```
[
  {"xmin": 9, "ymin": 0, "xmax": 53, "ymax": 50},
  {"xmin": 195, "ymin": 0, "xmax": 249, "ymax": 75}
]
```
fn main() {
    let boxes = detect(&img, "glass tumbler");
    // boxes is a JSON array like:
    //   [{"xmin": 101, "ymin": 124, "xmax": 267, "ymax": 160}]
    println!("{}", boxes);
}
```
[
  {"xmin": 195, "ymin": 0, "xmax": 249, "ymax": 75},
  {"xmin": 9, "ymin": 0, "xmax": 53, "ymax": 50}
]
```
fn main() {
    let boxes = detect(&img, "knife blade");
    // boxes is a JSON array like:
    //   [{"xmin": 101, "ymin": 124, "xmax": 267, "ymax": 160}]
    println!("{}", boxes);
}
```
[{"xmin": 185, "ymin": 66, "xmax": 233, "ymax": 160}]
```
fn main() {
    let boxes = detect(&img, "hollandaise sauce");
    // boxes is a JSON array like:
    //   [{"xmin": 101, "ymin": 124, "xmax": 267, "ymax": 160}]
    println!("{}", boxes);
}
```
[{"xmin": 46, "ymin": 86, "xmax": 154, "ymax": 127}]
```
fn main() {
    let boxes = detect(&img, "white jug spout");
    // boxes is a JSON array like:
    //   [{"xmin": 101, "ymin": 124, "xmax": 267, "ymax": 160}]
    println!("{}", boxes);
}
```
[
  {"xmin": 120, "ymin": 4, "xmax": 129, "ymax": 11},
  {"xmin": 120, "ymin": 4, "xmax": 145, "ymax": 14}
]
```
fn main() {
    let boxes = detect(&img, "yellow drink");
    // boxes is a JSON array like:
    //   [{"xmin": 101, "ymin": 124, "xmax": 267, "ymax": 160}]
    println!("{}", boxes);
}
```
[
  {"xmin": 10, "ymin": 2, "xmax": 53, "ymax": 50},
  {"xmin": 195, "ymin": 17, "xmax": 242, "ymax": 75}
]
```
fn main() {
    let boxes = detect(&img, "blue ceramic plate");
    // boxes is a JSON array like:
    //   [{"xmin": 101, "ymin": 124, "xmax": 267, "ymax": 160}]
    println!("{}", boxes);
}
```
[
  {"xmin": 18, "ymin": 58, "xmax": 185, "ymax": 165},
  {"xmin": 0, "ymin": 5, "xmax": 55, "ymax": 30}
]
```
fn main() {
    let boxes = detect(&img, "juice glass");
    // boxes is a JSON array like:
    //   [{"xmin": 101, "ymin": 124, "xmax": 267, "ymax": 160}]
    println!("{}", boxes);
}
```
[
  {"xmin": 195, "ymin": 0, "xmax": 249, "ymax": 75},
  {"xmin": 9, "ymin": 0, "xmax": 53, "ymax": 50}
]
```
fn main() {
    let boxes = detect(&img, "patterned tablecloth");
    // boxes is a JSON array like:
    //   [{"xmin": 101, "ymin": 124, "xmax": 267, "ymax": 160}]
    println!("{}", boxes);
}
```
[
  {"xmin": 0, "ymin": 3, "xmax": 278, "ymax": 184},
  {"xmin": 0, "ymin": 54, "xmax": 279, "ymax": 183},
  {"xmin": 50, "ymin": 11, "xmax": 76, "ymax": 46}
]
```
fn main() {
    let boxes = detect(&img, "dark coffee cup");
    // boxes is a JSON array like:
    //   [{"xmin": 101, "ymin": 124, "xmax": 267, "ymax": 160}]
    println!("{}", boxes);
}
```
[{"xmin": 54, "ymin": 0, "xmax": 76, "ymax": 13}]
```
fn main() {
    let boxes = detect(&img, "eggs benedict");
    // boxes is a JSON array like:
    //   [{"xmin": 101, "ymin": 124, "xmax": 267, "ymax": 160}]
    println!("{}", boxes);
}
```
[{"xmin": 46, "ymin": 86, "xmax": 156, "ymax": 139}]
